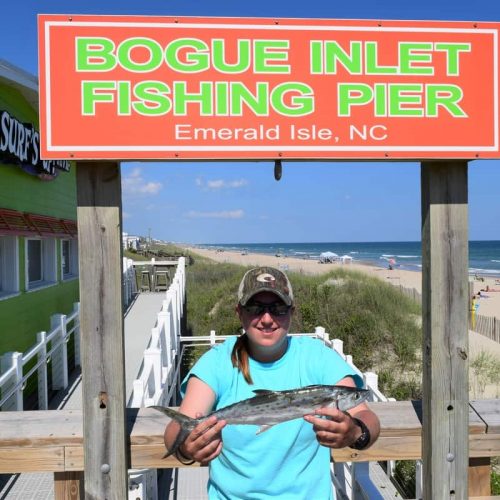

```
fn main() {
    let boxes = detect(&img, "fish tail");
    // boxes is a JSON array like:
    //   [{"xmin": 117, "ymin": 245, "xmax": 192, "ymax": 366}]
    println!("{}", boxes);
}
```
[{"xmin": 149, "ymin": 406, "xmax": 197, "ymax": 457}]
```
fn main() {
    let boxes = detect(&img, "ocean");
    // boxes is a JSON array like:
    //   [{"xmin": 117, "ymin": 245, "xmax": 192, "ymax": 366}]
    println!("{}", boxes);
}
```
[{"xmin": 202, "ymin": 241, "xmax": 500, "ymax": 277}]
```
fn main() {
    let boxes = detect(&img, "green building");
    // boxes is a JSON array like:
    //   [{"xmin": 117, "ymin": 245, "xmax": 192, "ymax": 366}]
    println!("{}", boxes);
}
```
[{"xmin": 0, "ymin": 60, "xmax": 79, "ymax": 408}]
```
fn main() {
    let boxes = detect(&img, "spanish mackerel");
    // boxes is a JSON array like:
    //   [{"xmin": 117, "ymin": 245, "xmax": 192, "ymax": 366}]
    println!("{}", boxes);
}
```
[{"xmin": 150, "ymin": 384, "xmax": 369, "ymax": 456}]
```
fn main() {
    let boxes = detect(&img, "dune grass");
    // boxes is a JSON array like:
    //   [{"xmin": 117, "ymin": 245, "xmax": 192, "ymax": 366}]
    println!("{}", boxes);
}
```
[{"xmin": 182, "ymin": 258, "xmax": 422, "ymax": 400}]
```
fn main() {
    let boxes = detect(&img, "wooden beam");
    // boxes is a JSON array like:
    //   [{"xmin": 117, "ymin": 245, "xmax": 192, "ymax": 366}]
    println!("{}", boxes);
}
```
[
  {"xmin": 421, "ymin": 161, "xmax": 469, "ymax": 499},
  {"xmin": 54, "ymin": 471, "xmax": 83, "ymax": 500},
  {"xmin": 76, "ymin": 162, "xmax": 128, "ymax": 499},
  {"xmin": 469, "ymin": 457, "xmax": 491, "ymax": 497},
  {"xmin": 1, "ymin": 401, "xmax": 498, "ymax": 472}
]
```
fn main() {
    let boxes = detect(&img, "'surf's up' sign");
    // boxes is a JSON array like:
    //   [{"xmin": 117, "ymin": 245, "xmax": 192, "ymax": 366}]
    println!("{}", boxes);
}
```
[{"xmin": 38, "ymin": 15, "xmax": 500, "ymax": 160}]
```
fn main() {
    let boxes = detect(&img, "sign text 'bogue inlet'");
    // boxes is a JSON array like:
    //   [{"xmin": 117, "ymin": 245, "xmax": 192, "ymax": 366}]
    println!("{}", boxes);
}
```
[{"xmin": 38, "ymin": 15, "xmax": 500, "ymax": 160}]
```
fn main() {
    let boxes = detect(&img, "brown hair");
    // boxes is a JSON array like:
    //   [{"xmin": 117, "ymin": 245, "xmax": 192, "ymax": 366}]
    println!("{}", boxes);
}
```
[{"xmin": 231, "ymin": 334, "xmax": 253, "ymax": 384}]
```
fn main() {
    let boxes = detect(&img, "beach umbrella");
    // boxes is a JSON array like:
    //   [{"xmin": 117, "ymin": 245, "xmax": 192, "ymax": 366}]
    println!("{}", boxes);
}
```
[{"xmin": 319, "ymin": 251, "xmax": 338, "ymax": 263}]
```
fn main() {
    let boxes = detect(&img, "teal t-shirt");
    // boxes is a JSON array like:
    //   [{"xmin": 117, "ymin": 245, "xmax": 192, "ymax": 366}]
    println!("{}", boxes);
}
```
[{"xmin": 181, "ymin": 336, "xmax": 362, "ymax": 500}]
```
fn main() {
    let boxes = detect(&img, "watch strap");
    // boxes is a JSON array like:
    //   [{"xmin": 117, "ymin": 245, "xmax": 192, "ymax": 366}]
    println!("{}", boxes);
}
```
[{"xmin": 350, "ymin": 417, "xmax": 371, "ymax": 450}]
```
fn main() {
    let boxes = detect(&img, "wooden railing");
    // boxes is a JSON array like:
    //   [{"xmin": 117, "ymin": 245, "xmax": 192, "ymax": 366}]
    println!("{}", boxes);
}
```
[{"xmin": 0, "ymin": 399, "xmax": 497, "ymax": 499}]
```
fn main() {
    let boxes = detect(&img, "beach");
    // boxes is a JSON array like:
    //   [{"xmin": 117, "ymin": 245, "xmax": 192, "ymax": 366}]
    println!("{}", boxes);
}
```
[
  {"xmin": 188, "ymin": 245, "xmax": 500, "ymax": 319},
  {"xmin": 187, "ymin": 245, "xmax": 500, "ymax": 398}
]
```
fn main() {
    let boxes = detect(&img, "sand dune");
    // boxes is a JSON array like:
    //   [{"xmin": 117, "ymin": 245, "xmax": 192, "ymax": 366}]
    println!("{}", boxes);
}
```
[{"xmin": 187, "ymin": 246, "xmax": 500, "ymax": 398}]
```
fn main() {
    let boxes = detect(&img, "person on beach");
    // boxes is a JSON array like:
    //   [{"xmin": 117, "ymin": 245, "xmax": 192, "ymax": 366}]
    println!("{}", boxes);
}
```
[
  {"xmin": 471, "ymin": 293, "xmax": 481, "ymax": 329},
  {"xmin": 164, "ymin": 266, "xmax": 380, "ymax": 499}
]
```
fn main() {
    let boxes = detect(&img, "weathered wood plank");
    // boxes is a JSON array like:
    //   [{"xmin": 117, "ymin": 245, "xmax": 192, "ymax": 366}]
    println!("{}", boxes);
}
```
[
  {"xmin": 65, "ymin": 446, "xmax": 84, "ymax": 471},
  {"xmin": 76, "ymin": 161, "xmax": 128, "ymax": 499},
  {"xmin": 421, "ymin": 161, "xmax": 469, "ymax": 499},
  {"xmin": 0, "ymin": 446, "xmax": 64, "ymax": 472},
  {"xmin": 469, "ymin": 434, "xmax": 500, "ymax": 457},
  {"xmin": 0, "ymin": 410, "xmax": 82, "ymax": 446},
  {"xmin": 373, "ymin": 400, "xmax": 485, "ymax": 435},
  {"xmin": 54, "ymin": 471, "xmax": 83, "ymax": 500},
  {"xmin": 470, "ymin": 399, "xmax": 500, "ymax": 433},
  {"xmin": 469, "ymin": 457, "xmax": 491, "ymax": 497},
  {"xmin": 0, "ymin": 400, "xmax": 497, "ymax": 472}
]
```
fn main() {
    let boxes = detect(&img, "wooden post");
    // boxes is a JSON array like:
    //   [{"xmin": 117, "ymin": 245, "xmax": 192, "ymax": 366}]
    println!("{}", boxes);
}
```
[
  {"xmin": 421, "ymin": 161, "xmax": 469, "ymax": 499},
  {"xmin": 54, "ymin": 471, "xmax": 84, "ymax": 500},
  {"xmin": 76, "ymin": 162, "xmax": 128, "ymax": 499},
  {"xmin": 468, "ymin": 457, "xmax": 491, "ymax": 496}
]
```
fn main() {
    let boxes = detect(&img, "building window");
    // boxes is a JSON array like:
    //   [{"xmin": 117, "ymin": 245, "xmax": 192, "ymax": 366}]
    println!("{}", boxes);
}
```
[
  {"xmin": 61, "ymin": 239, "xmax": 78, "ymax": 280},
  {"xmin": 26, "ymin": 238, "xmax": 57, "ymax": 290},
  {"xmin": 0, "ymin": 236, "xmax": 19, "ymax": 298}
]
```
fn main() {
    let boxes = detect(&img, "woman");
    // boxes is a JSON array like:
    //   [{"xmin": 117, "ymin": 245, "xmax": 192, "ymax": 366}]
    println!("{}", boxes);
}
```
[{"xmin": 164, "ymin": 266, "xmax": 380, "ymax": 499}]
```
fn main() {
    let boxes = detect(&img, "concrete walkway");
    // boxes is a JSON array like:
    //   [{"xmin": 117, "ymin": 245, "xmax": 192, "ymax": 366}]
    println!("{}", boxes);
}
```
[{"xmin": 0, "ymin": 292, "xmax": 166, "ymax": 499}]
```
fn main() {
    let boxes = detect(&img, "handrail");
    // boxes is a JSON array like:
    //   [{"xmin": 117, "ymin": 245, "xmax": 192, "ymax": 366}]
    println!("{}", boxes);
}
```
[
  {"xmin": 0, "ymin": 259, "xmax": 137, "ymax": 411},
  {"xmin": 0, "ymin": 399, "xmax": 497, "ymax": 469},
  {"xmin": 0, "ymin": 303, "xmax": 81, "ymax": 410},
  {"xmin": 129, "ymin": 257, "xmax": 185, "ymax": 408}
]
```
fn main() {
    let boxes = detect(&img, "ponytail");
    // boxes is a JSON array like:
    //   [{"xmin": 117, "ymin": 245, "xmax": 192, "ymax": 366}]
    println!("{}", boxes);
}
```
[{"xmin": 231, "ymin": 334, "xmax": 253, "ymax": 384}]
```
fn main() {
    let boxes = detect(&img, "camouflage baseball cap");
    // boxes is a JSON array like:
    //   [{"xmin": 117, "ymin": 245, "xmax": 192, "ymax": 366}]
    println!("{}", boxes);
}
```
[{"xmin": 237, "ymin": 267, "xmax": 294, "ymax": 306}]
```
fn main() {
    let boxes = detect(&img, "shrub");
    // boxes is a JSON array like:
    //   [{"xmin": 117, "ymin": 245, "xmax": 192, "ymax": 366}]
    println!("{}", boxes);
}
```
[{"xmin": 182, "ymin": 260, "xmax": 422, "ymax": 385}]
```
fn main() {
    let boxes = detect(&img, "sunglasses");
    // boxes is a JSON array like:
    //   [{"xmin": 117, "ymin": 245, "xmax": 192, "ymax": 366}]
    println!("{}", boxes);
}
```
[{"xmin": 243, "ymin": 302, "xmax": 291, "ymax": 317}]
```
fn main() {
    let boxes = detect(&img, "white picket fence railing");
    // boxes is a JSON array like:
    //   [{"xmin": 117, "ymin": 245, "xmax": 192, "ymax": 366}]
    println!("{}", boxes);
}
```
[
  {"xmin": 130, "ymin": 257, "xmax": 186, "ymax": 408},
  {"xmin": 123, "ymin": 256, "xmax": 138, "ymax": 306},
  {"xmin": 0, "ymin": 303, "xmax": 80, "ymax": 411},
  {"xmin": 0, "ymin": 257, "xmax": 138, "ymax": 411}
]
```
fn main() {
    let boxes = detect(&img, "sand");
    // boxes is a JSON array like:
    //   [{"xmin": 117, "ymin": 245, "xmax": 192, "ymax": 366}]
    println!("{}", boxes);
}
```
[
  {"xmin": 188, "ymin": 245, "xmax": 499, "ymax": 319},
  {"xmin": 186, "ymin": 245, "xmax": 500, "ymax": 398}
]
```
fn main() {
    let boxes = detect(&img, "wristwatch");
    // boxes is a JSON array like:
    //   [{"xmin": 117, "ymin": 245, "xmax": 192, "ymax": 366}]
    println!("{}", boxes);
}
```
[{"xmin": 350, "ymin": 417, "xmax": 371, "ymax": 450}]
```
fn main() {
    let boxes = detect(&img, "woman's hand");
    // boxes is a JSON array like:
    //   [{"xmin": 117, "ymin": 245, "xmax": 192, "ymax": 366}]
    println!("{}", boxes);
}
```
[
  {"xmin": 304, "ymin": 407, "xmax": 360, "ymax": 449},
  {"xmin": 180, "ymin": 415, "xmax": 227, "ymax": 465}
]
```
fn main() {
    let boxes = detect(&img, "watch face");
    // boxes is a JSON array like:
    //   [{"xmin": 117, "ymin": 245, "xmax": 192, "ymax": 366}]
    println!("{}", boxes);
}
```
[{"xmin": 354, "ymin": 431, "xmax": 370, "ymax": 449}]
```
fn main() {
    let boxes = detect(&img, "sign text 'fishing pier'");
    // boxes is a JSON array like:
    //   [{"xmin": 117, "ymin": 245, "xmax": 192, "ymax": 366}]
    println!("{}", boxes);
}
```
[{"xmin": 38, "ymin": 16, "xmax": 500, "ymax": 160}]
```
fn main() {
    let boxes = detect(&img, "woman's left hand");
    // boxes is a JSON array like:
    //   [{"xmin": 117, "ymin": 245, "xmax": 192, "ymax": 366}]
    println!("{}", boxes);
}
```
[{"xmin": 304, "ymin": 407, "xmax": 360, "ymax": 449}]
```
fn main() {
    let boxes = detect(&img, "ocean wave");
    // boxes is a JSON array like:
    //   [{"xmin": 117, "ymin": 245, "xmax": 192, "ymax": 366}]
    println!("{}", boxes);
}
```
[
  {"xmin": 395, "ymin": 255, "xmax": 420, "ymax": 259},
  {"xmin": 469, "ymin": 267, "xmax": 500, "ymax": 275},
  {"xmin": 492, "ymin": 260, "xmax": 500, "ymax": 263}
]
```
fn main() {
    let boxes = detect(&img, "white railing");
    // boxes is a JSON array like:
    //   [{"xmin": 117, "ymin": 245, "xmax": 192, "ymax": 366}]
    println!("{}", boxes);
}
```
[
  {"xmin": 0, "ymin": 303, "xmax": 80, "ymax": 411},
  {"xmin": 0, "ymin": 260, "xmax": 137, "ymax": 412},
  {"xmin": 130, "ymin": 257, "xmax": 186, "ymax": 408},
  {"xmin": 123, "ymin": 257, "xmax": 138, "ymax": 307}
]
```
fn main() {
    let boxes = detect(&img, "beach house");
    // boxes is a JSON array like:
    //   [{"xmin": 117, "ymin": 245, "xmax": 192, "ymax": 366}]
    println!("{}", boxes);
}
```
[{"xmin": 0, "ymin": 60, "xmax": 78, "ymax": 409}]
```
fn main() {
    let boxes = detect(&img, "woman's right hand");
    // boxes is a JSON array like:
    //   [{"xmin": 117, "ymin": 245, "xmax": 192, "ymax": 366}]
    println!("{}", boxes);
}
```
[{"xmin": 180, "ymin": 415, "xmax": 226, "ymax": 465}]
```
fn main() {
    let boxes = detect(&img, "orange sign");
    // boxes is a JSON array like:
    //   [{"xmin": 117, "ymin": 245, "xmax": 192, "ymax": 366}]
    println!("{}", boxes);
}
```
[{"xmin": 38, "ymin": 15, "xmax": 500, "ymax": 160}]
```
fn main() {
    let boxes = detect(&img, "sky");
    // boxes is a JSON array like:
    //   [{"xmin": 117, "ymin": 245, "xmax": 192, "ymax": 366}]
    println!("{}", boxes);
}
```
[{"xmin": 2, "ymin": 0, "xmax": 499, "ymax": 244}]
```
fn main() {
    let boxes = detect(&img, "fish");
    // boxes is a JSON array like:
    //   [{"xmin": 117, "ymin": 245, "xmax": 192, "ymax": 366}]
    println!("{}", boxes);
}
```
[{"xmin": 149, "ymin": 384, "xmax": 369, "ymax": 456}]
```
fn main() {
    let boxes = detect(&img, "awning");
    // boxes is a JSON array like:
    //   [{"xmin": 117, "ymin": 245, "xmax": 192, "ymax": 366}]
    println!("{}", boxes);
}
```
[{"xmin": 0, "ymin": 207, "xmax": 77, "ymax": 238}]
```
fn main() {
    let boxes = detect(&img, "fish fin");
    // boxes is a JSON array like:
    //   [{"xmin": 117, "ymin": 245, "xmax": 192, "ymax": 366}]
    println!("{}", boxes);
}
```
[
  {"xmin": 252, "ymin": 389, "xmax": 277, "ymax": 395},
  {"xmin": 256, "ymin": 424, "xmax": 275, "ymax": 434},
  {"xmin": 148, "ymin": 406, "xmax": 197, "ymax": 457}
]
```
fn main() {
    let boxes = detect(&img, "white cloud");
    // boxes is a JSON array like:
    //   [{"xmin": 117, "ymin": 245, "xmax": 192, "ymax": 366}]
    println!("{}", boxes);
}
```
[
  {"xmin": 122, "ymin": 167, "xmax": 162, "ymax": 195},
  {"xmin": 185, "ymin": 209, "xmax": 244, "ymax": 219},
  {"xmin": 122, "ymin": 211, "xmax": 131, "ymax": 219},
  {"xmin": 207, "ymin": 179, "xmax": 225, "ymax": 189},
  {"xmin": 196, "ymin": 177, "xmax": 248, "ymax": 190}
]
